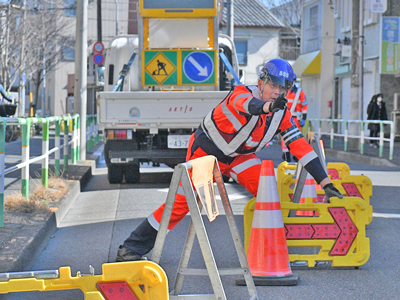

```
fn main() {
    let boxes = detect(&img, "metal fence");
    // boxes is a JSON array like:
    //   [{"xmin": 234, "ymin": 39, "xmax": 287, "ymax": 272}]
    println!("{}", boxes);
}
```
[
  {"xmin": 0, "ymin": 114, "xmax": 98, "ymax": 227},
  {"xmin": 309, "ymin": 118, "xmax": 395, "ymax": 160}
]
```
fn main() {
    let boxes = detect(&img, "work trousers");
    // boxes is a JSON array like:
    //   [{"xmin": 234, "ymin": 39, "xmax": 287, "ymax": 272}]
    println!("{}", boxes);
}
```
[{"xmin": 122, "ymin": 133, "xmax": 262, "ymax": 255}]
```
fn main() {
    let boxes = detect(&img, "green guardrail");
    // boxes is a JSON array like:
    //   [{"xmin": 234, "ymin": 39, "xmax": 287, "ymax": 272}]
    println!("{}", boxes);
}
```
[
  {"xmin": 0, "ymin": 114, "xmax": 83, "ymax": 227},
  {"xmin": 309, "ymin": 118, "xmax": 395, "ymax": 160}
]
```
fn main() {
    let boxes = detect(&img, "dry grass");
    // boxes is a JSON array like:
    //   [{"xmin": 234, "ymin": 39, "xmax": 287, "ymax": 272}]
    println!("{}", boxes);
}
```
[{"xmin": 4, "ymin": 176, "xmax": 69, "ymax": 214}]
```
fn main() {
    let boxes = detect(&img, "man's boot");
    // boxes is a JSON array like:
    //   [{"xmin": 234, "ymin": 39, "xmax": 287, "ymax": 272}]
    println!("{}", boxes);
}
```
[{"xmin": 115, "ymin": 218, "xmax": 158, "ymax": 262}]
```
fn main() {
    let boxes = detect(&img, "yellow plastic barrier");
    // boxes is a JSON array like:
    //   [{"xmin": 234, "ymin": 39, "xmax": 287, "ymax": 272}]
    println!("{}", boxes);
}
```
[
  {"xmin": 0, "ymin": 261, "xmax": 169, "ymax": 299},
  {"xmin": 244, "ymin": 197, "xmax": 370, "ymax": 268},
  {"xmin": 276, "ymin": 161, "xmax": 351, "ymax": 185},
  {"xmin": 278, "ymin": 172, "xmax": 373, "ymax": 225}
]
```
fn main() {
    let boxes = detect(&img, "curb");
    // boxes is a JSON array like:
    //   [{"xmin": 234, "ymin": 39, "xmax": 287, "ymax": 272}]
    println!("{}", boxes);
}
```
[
  {"xmin": 1, "ymin": 180, "xmax": 82, "ymax": 273},
  {"xmin": 325, "ymin": 148, "xmax": 398, "ymax": 167}
]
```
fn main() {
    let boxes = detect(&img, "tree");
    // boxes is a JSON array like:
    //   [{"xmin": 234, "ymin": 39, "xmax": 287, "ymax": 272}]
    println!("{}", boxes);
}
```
[{"xmin": 0, "ymin": 0, "xmax": 73, "ymax": 114}]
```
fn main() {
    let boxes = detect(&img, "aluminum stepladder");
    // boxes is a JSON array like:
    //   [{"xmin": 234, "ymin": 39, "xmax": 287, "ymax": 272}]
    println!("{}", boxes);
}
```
[
  {"xmin": 151, "ymin": 155, "xmax": 258, "ymax": 300},
  {"xmin": 289, "ymin": 133, "xmax": 328, "ymax": 217}
]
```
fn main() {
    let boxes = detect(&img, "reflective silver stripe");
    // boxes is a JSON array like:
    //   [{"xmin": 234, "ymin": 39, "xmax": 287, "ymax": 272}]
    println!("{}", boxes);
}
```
[
  {"xmin": 252, "ymin": 210, "xmax": 283, "ymax": 229},
  {"xmin": 222, "ymin": 101, "xmax": 242, "ymax": 131},
  {"xmin": 203, "ymin": 110, "xmax": 259, "ymax": 156},
  {"xmin": 248, "ymin": 85, "xmax": 261, "ymax": 98},
  {"xmin": 283, "ymin": 129, "xmax": 302, "ymax": 145},
  {"xmin": 299, "ymin": 151, "xmax": 318, "ymax": 166},
  {"xmin": 232, "ymin": 158, "xmax": 261, "ymax": 174},
  {"xmin": 255, "ymin": 109, "xmax": 284, "ymax": 152},
  {"xmin": 233, "ymin": 92, "xmax": 251, "ymax": 113},
  {"xmin": 148, "ymin": 214, "xmax": 170, "ymax": 232},
  {"xmin": 282, "ymin": 127, "xmax": 299, "ymax": 141},
  {"xmin": 230, "ymin": 172, "xmax": 238, "ymax": 182},
  {"xmin": 245, "ymin": 136, "xmax": 259, "ymax": 147}
]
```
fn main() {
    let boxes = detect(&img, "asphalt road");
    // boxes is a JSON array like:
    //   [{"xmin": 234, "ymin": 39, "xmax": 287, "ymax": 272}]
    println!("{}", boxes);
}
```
[{"xmin": 2, "ymin": 140, "xmax": 400, "ymax": 300}]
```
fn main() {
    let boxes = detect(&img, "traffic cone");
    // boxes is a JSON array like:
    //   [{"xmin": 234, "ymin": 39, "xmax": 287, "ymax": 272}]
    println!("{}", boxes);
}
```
[
  {"xmin": 296, "ymin": 172, "xmax": 318, "ymax": 216},
  {"xmin": 240, "ymin": 160, "xmax": 299, "ymax": 286}
]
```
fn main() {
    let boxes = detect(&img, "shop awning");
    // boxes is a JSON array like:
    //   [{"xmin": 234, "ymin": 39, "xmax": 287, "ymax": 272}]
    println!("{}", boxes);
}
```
[{"xmin": 292, "ymin": 50, "xmax": 321, "ymax": 76}]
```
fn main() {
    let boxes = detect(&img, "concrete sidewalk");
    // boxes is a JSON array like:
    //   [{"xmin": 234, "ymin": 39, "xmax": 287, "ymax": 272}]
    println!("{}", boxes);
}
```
[{"xmin": 0, "ymin": 138, "xmax": 399, "ymax": 274}]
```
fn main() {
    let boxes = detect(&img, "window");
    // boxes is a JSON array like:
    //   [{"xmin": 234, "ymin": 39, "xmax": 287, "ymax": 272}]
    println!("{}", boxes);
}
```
[
  {"xmin": 340, "ymin": 0, "xmax": 351, "ymax": 32},
  {"xmin": 334, "ymin": 0, "xmax": 341, "ymax": 19},
  {"xmin": 62, "ymin": 40, "xmax": 75, "ymax": 61},
  {"xmin": 309, "ymin": 5, "xmax": 318, "ymax": 27},
  {"xmin": 64, "ymin": 0, "xmax": 76, "ymax": 16},
  {"xmin": 303, "ymin": 3, "xmax": 321, "ymax": 52},
  {"xmin": 234, "ymin": 40, "xmax": 248, "ymax": 66}
]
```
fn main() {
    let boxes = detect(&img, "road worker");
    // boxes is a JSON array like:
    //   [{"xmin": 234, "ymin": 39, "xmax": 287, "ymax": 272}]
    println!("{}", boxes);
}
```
[
  {"xmin": 115, "ymin": 58, "xmax": 343, "ymax": 262},
  {"xmin": 281, "ymin": 74, "xmax": 308, "ymax": 162}
]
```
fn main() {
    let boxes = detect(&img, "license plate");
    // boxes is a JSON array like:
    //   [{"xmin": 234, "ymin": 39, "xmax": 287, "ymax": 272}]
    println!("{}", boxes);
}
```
[{"xmin": 168, "ymin": 135, "xmax": 191, "ymax": 149}]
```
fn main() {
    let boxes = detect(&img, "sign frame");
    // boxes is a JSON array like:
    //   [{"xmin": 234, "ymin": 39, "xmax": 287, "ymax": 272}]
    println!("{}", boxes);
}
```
[{"xmin": 140, "ymin": 0, "xmax": 217, "ymax": 18}]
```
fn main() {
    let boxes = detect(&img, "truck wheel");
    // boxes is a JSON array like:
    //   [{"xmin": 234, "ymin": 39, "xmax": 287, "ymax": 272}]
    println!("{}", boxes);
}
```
[
  {"xmin": 5, "ymin": 126, "xmax": 13, "ymax": 142},
  {"xmin": 125, "ymin": 163, "xmax": 140, "ymax": 184},
  {"xmin": 108, "ymin": 164, "xmax": 123, "ymax": 184}
]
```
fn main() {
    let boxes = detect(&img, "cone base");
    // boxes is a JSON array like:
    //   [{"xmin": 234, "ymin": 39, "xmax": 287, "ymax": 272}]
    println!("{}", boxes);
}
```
[{"xmin": 235, "ymin": 274, "xmax": 299, "ymax": 286}]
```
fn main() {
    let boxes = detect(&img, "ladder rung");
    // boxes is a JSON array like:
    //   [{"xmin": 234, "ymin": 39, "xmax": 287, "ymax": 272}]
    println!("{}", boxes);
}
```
[
  {"xmin": 179, "ymin": 267, "xmax": 248, "ymax": 276},
  {"xmin": 169, "ymin": 294, "xmax": 216, "ymax": 300}
]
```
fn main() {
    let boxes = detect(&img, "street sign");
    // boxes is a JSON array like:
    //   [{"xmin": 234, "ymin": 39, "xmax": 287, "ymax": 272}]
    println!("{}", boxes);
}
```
[
  {"xmin": 370, "ymin": 0, "xmax": 387, "ymax": 13},
  {"xmin": 143, "ymin": 50, "xmax": 177, "ymax": 85},
  {"xmin": 93, "ymin": 53, "xmax": 104, "ymax": 65},
  {"xmin": 93, "ymin": 41, "xmax": 104, "ymax": 53},
  {"xmin": 380, "ymin": 17, "xmax": 400, "ymax": 74},
  {"xmin": 182, "ymin": 50, "xmax": 216, "ymax": 85}
]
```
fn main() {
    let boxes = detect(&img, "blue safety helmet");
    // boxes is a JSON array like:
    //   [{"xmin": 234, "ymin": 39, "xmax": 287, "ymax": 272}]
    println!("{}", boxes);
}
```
[{"xmin": 259, "ymin": 58, "xmax": 294, "ymax": 91}]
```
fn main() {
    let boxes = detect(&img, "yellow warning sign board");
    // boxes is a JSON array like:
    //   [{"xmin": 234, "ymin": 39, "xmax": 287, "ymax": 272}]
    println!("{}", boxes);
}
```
[
  {"xmin": 244, "ymin": 197, "xmax": 370, "ymax": 267},
  {"xmin": 144, "ymin": 50, "xmax": 177, "ymax": 85}
]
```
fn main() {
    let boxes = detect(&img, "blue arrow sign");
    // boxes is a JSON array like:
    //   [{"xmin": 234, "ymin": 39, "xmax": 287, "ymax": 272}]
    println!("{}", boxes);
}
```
[{"xmin": 183, "ymin": 51, "xmax": 214, "ymax": 83}]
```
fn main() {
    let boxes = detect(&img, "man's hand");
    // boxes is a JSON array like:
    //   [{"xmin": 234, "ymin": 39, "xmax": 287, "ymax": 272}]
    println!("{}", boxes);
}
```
[
  {"xmin": 269, "ymin": 93, "xmax": 287, "ymax": 113},
  {"xmin": 300, "ymin": 119, "xmax": 305, "ymax": 127},
  {"xmin": 323, "ymin": 183, "xmax": 343, "ymax": 202}
]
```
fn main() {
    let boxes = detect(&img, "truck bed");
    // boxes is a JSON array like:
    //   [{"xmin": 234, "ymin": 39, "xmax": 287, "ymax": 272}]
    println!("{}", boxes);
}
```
[{"xmin": 97, "ymin": 91, "xmax": 229, "ymax": 131}]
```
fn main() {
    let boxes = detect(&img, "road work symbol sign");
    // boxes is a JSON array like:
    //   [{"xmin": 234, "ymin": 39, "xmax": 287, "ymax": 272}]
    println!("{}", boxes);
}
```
[
  {"xmin": 144, "ymin": 51, "xmax": 177, "ymax": 85},
  {"xmin": 182, "ymin": 50, "xmax": 216, "ymax": 85}
]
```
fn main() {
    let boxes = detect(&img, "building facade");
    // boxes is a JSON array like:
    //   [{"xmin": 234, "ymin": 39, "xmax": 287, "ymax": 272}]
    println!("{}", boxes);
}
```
[{"xmin": 295, "ymin": 0, "xmax": 400, "ymax": 136}]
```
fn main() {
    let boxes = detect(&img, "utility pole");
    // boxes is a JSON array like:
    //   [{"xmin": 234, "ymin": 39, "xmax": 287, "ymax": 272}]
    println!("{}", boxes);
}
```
[
  {"xmin": 19, "ymin": 0, "xmax": 27, "ymax": 117},
  {"xmin": 349, "ymin": 0, "xmax": 361, "ymax": 150},
  {"xmin": 226, "ymin": 0, "xmax": 234, "ymax": 39},
  {"xmin": 74, "ymin": 0, "xmax": 88, "ymax": 160},
  {"xmin": 97, "ymin": 0, "xmax": 102, "ymax": 42},
  {"xmin": 359, "ymin": 0, "xmax": 364, "ymax": 120}
]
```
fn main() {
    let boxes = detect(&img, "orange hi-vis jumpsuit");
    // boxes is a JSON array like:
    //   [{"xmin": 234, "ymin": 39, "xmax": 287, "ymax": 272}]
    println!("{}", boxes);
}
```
[
  {"xmin": 282, "ymin": 86, "xmax": 308, "ymax": 154},
  {"xmin": 147, "ymin": 85, "xmax": 325, "ymax": 231},
  {"xmin": 122, "ymin": 85, "xmax": 328, "ymax": 256}
]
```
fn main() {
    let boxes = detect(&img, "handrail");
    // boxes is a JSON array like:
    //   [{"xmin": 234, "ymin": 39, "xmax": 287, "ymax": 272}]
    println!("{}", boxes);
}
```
[
  {"xmin": 0, "ymin": 114, "xmax": 81, "ymax": 227},
  {"xmin": 309, "ymin": 118, "xmax": 395, "ymax": 160}
]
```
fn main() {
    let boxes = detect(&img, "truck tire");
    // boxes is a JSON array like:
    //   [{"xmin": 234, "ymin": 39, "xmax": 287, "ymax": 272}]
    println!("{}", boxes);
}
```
[
  {"xmin": 125, "ymin": 163, "xmax": 140, "ymax": 184},
  {"xmin": 108, "ymin": 164, "xmax": 123, "ymax": 184}
]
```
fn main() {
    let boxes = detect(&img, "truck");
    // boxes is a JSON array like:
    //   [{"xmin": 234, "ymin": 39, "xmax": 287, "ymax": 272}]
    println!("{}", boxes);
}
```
[{"xmin": 97, "ymin": 3, "xmax": 240, "ymax": 184}]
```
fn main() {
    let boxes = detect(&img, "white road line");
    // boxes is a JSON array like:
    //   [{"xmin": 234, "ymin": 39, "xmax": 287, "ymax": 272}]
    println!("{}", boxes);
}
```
[
  {"xmin": 373, "ymin": 213, "xmax": 400, "ymax": 219},
  {"xmin": 351, "ymin": 170, "xmax": 400, "ymax": 187}
]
